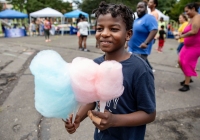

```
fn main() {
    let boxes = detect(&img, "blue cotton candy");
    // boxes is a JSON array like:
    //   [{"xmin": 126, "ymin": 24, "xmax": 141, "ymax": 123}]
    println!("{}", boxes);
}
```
[{"xmin": 30, "ymin": 50, "xmax": 77, "ymax": 119}]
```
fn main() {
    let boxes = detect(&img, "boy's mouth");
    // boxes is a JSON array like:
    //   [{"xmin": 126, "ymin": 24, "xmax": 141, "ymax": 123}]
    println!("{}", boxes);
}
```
[
  {"xmin": 100, "ymin": 41, "xmax": 112, "ymax": 46},
  {"xmin": 100, "ymin": 40, "xmax": 112, "ymax": 43}
]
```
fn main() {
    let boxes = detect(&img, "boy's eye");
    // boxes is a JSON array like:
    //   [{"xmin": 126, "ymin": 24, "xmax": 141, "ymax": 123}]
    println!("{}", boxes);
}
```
[
  {"xmin": 96, "ymin": 28, "xmax": 103, "ymax": 31},
  {"xmin": 111, "ymin": 28, "xmax": 119, "ymax": 32}
]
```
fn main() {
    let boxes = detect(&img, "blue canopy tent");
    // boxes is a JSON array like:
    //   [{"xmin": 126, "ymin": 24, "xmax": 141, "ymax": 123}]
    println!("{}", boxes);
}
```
[
  {"xmin": 64, "ymin": 10, "xmax": 89, "ymax": 18},
  {"xmin": 64, "ymin": 10, "xmax": 91, "ymax": 35},
  {"xmin": 0, "ymin": 9, "xmax": 28, "ymax": 19},
  {"xmin": 0, "ymin": 9, "xmax": 28, "ymax": 38}
]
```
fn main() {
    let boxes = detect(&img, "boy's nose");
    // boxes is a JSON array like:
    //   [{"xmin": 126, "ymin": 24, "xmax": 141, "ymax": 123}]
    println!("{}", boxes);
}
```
[{"xmin": 101, "ymin": 28, "xmax": 110, "ymax": 37}]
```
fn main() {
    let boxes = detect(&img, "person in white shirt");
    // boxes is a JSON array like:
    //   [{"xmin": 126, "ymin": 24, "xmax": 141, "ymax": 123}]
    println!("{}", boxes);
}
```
[
  {"xmin": 77, "ymin": 16, "xmax": 90, "ymax": 52},
  {"xmin": 148, "ymin": 0, "xmax": 159, "ymax": 21}
]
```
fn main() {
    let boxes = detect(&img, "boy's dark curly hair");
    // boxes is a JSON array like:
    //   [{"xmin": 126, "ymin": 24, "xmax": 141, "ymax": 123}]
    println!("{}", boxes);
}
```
[{"xmin": 92, "ymin": 1, "xmax": 134, "ymax": 31}]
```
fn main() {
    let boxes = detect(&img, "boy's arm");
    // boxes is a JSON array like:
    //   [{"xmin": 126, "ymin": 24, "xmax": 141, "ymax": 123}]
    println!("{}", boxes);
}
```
[
  {"xmin": 91, "ymin": 110, "xmax": 156, "ymax": 130},
  {"xmin": 64, "ymin": 102, "xmax": 96, "ymax": 134},
  {"xmin": 77, "ymin": 102, "xmax": 96, "ymax": 122},
  {"xmin": 91, "ymin": 69, "xmax": 156, "ymax": 131},
  {"xmin": 113, "ymin": 110, "xmax": 156, "ymax": 127}
]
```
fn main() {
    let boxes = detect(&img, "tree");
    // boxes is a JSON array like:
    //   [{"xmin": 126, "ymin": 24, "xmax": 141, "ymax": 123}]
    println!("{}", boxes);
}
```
[
  {"xmin": 78, "ymin": 0, "xmax": 199, "ymax": 21},
  {"xmin": 169, "ymin": 0, "xmax": 200, "ymax": 20},
  {"xmin": 10, "ymin": 0, "xmax": 72, "ymax": 14},
  {"xmin": 157, "ymin": 0, "xmax": 177, "ymax": 15},
  {"xmin": 0, "ymin": 3, "xmax": 3, "ymax": 11},
  {"xmin": 79, "ymin": 0, "xmax": 140, "ymax": 15}
]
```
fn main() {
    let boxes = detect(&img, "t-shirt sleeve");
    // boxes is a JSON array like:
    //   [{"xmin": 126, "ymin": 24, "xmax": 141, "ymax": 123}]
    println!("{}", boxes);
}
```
[
  {"xmin": 133, "ymin": 70, "xmax": 156, "ymax": 114},
  {"xmin": 145, "ymin": 15, "xmax": 158, "ymax": 32}
]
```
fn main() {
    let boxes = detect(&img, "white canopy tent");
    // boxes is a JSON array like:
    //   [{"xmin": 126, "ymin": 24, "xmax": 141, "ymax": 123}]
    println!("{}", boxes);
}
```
[
  {"xmin": 155, "ymin": 9, "xmax": 169, "ymax": 21},
  {"xmin": 134, "ymin": 8, "xmax": 169, "ymax": 21},
  {"xmin": 29, "ymin": 7, "xmax": 64, "ymax": 35},
  {"xmin": 30, "ymin": 7, "xmax": 63, "ymax": 18}
]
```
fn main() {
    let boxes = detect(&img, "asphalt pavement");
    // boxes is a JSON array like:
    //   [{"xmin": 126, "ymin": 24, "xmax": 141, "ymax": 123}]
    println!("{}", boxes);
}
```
[{"xmin": 0, "ymin": 35, "xmax": 200, "ymax": 140}]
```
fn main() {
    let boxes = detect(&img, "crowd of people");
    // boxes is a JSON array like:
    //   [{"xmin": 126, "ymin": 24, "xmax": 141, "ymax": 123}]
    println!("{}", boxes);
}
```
[
  {"xmin": 174, "ymin": 3, "xmax": 200, "ymax": 92},
  {"xmin": 29, "ymin": 17, "xmax": 53, "ymax": 42}
]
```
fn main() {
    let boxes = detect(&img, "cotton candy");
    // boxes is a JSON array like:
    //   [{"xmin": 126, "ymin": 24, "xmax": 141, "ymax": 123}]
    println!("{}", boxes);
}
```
[
  {"xmin": 95, "ymin": 60, "xmax": 124, "ymax": 101},
  {"xmin": 95, "ymin": 60, "xmax": 124, "ymax": 113},
  {"xmin": 30, "ymin": 50, "xmax": 78, "ymax": 119},
  {"xmin": 70, "ymin": 57, "xmax": 99, "ymax": 104}
]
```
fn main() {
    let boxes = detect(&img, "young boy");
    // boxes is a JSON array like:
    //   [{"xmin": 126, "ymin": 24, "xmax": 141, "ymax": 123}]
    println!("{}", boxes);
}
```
[
  {"xmin": 64, "ymin": 2, "xmax": 156, "ymax": 140},
  {"xmin": 157, "ymin": 25, "xmax": 166, "ymax": 53}
]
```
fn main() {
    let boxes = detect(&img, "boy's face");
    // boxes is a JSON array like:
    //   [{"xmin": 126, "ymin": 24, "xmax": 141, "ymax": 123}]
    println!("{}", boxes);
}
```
[{"xmin": 95, "ymin": 13, "xmax": 132, "ymax": 53}]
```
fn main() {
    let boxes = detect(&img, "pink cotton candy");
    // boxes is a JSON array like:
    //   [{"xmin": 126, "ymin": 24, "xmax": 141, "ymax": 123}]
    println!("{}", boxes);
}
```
[
  {"xmin": 70, "ymin": 57, "xmax": 99, "ymax": 104},
  {"xmin": 95, "ymin": 60, "xmax": 124, "ymax": 101}
]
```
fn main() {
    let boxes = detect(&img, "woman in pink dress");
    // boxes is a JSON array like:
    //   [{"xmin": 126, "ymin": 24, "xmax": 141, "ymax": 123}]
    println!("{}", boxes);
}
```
[{"xmin": 176, "ymin": 3, "xmax": 200, "ymax": 92}]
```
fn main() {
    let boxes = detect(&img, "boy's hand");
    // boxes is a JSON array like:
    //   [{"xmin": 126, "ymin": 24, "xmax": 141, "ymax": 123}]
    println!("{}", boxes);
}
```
[
  {"xmin": 63, "ymin": 114, "xmax": 81, "ymax": 134},
  {"xmin": 139, "ymin": 43, "xmax": 147, "ymax": 49},
  {"xmin": 90, "ymin": 110, "xmax": 115, "ymax": 131}
]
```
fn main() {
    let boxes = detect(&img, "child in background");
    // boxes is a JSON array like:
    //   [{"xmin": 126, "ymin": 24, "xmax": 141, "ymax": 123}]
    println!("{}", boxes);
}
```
[
  {"xmin": 30, "ymin": 20, "xmax": 36, "ymax": 36},
  {"xmin": 157, "ymin": 25, "xmax": 166, "ymax": 53},
  {"xmin": 64, "ymin": 2, "xmax": 156, "ymax": 140}
]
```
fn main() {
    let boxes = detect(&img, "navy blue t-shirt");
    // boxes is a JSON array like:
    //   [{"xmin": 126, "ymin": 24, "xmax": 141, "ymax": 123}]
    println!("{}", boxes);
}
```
[{"xmin": 93, "ymin": 54, "xmax": 155, "ymax": 140}]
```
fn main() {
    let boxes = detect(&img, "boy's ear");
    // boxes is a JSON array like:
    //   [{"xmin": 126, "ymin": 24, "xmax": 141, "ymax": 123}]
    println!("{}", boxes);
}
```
[{"xmin": 126, "ymin": 29, "xmax": 133, "ymax": 41}]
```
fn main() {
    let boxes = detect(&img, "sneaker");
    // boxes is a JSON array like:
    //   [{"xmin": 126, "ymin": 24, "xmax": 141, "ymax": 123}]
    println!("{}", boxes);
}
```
[
  {"xmin": 84, "ymin": 49, "xmax": 90, "ymax": 52},
  {"xmin": 48, "ymin": 39, "xmax": 51, "ymax": 42},
  {"xmin": 45, "ymin": 40, "xmax": 48, "ymax": 42},
  {"xmin": 175, "ymin": 64, "xmax": 179, "ymax": 68},
  {"xmin": 180, "ymin": 79, "xmax": 193, "ymax": 86},
  {"xmin": 152, "ymin": 69, "xmax": 156, "ymax": 73},
  {"xmin": 179, "ymin": 84, "xmax": 190, "ymax": 92},
  {"xmin": 79, "ymin": 48, "xmax": 83, "ymax": 51}
]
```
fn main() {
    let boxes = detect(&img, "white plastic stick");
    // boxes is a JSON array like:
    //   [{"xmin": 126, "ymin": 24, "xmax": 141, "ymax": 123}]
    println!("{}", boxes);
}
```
[
  {"xmin": 100, "ymin": 100, "xmax": 106, "ymax": 113},
  {"xmin": 98, "ymin": 100, "xmax": 106, "ymax": 132},
  {"xmin": 72, "ymin": 103, "xmax": 80, "ymax": 124}
]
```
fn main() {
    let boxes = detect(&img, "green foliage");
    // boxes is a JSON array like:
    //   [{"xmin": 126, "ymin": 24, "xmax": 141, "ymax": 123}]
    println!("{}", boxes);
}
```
[
  {"xmin": 157, "ymin": 0, "xmax": 177, "ymax": 15},
  {"xmin": 79, "ymin": 0, "xmax": 140, "ymax": 15},
  {"xmin": 10, "ymin": 0, "xmax": 72, "ymax": 14},
  {"xmin": 78, "ymin": 0, "xmax": 198, "ymax": 22},
  {"xmin": 0, "ymin": 3, "xmax": 3, "ymax": 11},
  {"xmin": 78, "ymin": 0, "xmax": 179, "ymax": 18},
  {"xmin": 169, "ymin": 0, "xmax": 200, "ymax": 21}
]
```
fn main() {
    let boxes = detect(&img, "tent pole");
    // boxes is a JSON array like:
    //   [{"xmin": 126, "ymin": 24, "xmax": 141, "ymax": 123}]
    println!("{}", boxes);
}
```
[
  {"xmin": 29, "ymin": 16, "xmax": 31, "ymax": 36},
  {"xmin": 61, "ymin": 16, "xmax": 65, "ymax": 36},
  {"xmin": 88, "ymin": 17, "xmax": 91, "ymax": 36},
  {"xmin": 61, "ymin": 16, "xmax": 64, "ymax": 36}
]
